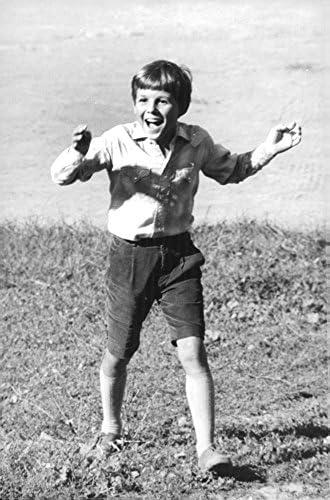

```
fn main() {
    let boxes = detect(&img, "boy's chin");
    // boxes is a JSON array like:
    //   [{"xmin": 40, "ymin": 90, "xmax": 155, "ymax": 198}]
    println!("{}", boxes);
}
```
[
  {"xmin": 146, "ymin": 132, "xmax": 162, "ymax": 141},
  {"xmin": 139, "ymin": 122, "xmax": 175, "ymax": 145},
  {"xmin": 144, "ymin": 129, "xmax": 164, "ymax": 142},
  {"xmin": 144, "ymin": 127, "xmax": 175, "ymax": 145},
  {"xmin": 146, "ymin": 130, "xmax": 163, "ymax": 142}
]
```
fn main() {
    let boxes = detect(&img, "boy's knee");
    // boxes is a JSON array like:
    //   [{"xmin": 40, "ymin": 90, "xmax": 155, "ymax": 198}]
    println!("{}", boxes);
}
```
[
  {"xmin": 101, "ymin": 349, "xmax": 129, "ymax": 377},
  {"xmin": 177, "ymin": 337, "xmax": 208, "ymax": 375}
]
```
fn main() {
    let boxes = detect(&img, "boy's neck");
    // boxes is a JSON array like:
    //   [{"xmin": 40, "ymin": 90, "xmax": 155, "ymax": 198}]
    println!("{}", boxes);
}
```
[
  {"xmin": 157, "ymin": 135, "xmax": 176, "ymax": 157},
  {"xmin": 156, "ymin": 126, "xmax": 177, "ymax": 151}
]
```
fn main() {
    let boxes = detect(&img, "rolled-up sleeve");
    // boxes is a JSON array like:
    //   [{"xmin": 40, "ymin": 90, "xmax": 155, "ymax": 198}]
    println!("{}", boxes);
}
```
[
  {"xmin": 201, "ymin": 133, "xmax": 261, "ymax": 185},
  {"xmin": 51, "ymin": 135, "xmax": 111, "ymax": 185}
]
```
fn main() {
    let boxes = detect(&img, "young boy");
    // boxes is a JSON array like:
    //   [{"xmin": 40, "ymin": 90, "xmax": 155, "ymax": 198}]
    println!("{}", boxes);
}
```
[{"xmin": 51, "ymin": 60, "xmax": 301, "ymax": 473}]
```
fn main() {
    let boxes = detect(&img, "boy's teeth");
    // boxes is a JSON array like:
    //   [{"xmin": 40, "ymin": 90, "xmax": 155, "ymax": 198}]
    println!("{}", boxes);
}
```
[
  {"xmin": 146, "ymin": 119, "xmax": 161, "ymax": 124},
  {"xmin": 147, "ymin": 121, "xmax": 160, "ymax": 128}
]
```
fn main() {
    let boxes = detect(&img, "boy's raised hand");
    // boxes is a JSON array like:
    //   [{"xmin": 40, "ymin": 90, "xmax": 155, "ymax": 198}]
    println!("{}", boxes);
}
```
[
  {"xmin": 264, "ymin": 122, "xmax": 302, "ymax": 156},
  {"xmin": 72, "ymin": 124, "xmax": 92, "ymax": 155}
]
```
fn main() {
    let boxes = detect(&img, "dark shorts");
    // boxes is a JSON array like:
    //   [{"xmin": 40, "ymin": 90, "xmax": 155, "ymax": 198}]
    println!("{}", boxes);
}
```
[{"xmin": 105, "ymin": 232, "xmax": 205, "ymax": 359}]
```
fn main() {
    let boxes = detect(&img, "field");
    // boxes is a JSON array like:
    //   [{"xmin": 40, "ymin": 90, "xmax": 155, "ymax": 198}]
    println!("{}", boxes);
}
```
[
  {"xmin": 0, "ymin": 0, "xmax": 328, "ymax": 497},
  {"xmin": 0, "ymin": 221, "xmax": 328, "ymax": 499},
  {"xmin": 0, "ymin": 0, "xmax": 328, "ymax": 229}
]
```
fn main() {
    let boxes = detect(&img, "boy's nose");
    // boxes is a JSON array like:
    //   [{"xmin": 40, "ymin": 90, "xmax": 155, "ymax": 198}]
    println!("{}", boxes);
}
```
[{"xmin": 147, "ymin": 101, "xmax": 157, "ymax": 113}]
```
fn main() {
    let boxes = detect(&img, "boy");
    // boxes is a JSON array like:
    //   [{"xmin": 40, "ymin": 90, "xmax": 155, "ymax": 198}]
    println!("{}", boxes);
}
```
[{"xmin": 51, "ymin": 60, "xmax": 301, "ymax": 473}]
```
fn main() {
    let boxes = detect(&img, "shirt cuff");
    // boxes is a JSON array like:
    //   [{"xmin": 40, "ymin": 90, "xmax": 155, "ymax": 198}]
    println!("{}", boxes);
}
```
[{"xmin": 51, "ymin": 147, "xmax": 85, "ymax": 185}]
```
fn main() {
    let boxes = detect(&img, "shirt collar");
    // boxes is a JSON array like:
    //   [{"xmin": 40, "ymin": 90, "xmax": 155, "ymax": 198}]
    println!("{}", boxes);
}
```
[
  {"xmin": 131, "ymin": 121, "xmax": 203, "ymax": 147},
  {"xmin": 177, "ymin": 122, "xmax": 206, "ymax": 147},
  {"xmin": 131, "ymin": 121, "xmax": 149, "ymax": 140}
]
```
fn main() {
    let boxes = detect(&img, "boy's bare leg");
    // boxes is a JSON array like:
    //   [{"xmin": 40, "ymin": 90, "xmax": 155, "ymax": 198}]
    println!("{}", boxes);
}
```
[
  {"xmin": 176, "ymin": 337, "xmax": 214, "ymax": 456},
  {"xmin": 100, "ymin": 349, "xmax": 128, "ymax": 436}
]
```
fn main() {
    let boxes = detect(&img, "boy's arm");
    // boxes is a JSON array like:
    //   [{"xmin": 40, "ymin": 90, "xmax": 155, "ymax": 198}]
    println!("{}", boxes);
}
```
[
  {"xmin": 202, "ymin": 122, "xmax": 302, "ymax": 184},
  {"xmin": 51, "ymin": 125, "xmax": 111, "ymax": 185}
]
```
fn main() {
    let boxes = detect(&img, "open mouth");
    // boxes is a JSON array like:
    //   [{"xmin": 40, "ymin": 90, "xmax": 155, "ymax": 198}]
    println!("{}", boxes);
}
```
[{"xmin": 145, "ymin": 118, "xmax": 163, "ymax": 130}]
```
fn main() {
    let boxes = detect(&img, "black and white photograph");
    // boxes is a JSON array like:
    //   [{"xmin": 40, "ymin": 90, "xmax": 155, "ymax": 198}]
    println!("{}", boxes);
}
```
[{"xmin": 1, "ymin": 1, "xmax": 328, "ymax": 498}]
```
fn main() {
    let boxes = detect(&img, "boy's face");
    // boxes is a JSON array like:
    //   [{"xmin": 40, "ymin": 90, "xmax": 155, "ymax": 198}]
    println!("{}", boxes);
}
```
[{"xmin": 134, "ymin": 88, "xmax": 179, "ymax": 146}]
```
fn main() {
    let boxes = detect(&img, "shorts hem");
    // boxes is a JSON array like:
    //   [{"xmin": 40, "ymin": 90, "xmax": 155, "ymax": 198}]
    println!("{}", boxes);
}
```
[
  {"xmin": 170, "ymin": 329, "xmax": 205, "ymax": 347},
  {"xmin": 106, "ymin": 342, "xmax": 138, "ymax": 361}
]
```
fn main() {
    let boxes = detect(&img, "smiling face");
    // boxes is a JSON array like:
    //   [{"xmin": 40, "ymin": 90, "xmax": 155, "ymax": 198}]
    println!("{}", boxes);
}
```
[{"xmin": 134, "ymin": 88, "xmax": 179, "ymax": 147}]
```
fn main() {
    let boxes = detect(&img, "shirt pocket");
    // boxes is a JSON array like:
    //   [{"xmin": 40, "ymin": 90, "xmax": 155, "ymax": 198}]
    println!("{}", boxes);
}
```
[
  {"xmin": 171, "ymin": 165, "xmax": 195, "ymax": 184},
  {"xmin": 120, "ymin": 166, "xmax": 151, "ymax": 193}
]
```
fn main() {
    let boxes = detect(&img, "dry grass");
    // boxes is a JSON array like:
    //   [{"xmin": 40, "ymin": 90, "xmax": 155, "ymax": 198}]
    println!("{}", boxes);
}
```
[{"xmin": 0, "ymin": 220, "xmax": 328, "ymax": 499}]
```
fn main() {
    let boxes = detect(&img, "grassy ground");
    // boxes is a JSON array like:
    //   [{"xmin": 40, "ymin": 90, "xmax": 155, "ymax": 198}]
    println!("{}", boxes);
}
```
[{"xmin": 0, "ymin": 220, "xmax": 328, "ymax": 499}]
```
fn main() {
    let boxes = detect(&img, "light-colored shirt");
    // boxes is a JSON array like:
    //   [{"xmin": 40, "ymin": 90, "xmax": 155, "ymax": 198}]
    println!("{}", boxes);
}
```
[{"xmin": 51, "ymin": 121, "xmax": 271, "ymax": 240}]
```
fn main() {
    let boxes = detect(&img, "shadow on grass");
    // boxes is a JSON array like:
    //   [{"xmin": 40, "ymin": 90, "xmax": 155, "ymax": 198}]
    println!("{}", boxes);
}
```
[
  {"xmin": 223, "ymin": 422, "xmax": 329, "ymax": 440},
  {"xmin": 231, "ymin": 464, "xmax": 267, "ymax": 482},
  {"xmin": 212, "ymin": 463, "xmax": 267, "ymax": 483}
]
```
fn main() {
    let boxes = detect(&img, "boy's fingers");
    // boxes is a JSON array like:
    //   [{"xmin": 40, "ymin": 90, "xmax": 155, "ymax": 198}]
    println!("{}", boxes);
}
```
[
  {"xmin": 72, "ymin": 126, "xmax": 92, "ymax": 145},
  {"xmin": 273, "ymin": 122, "xmax": 296, "ymax": 133},
  {"xmin": 289, "ymin": 125, "xmax": 302, "ymax": 140},
  {"xmin": 291, "ymin": 132, "xmax": 302, "ymax": 146},
  {"xmin": 73, "ymin": 132, "xmax": 89, "ymax": 141},
  {"xmin": 285, "ymin": 121, "xmax": 296, "ymax": 131},
  {"xmin": 73, "ymin": 123, "xmax": 88, "ymax": 134},
  {"xmin": 72, "ymin": 124, "xmax": 90, "ymax": 141},
  {"xmin": 72, "ymin": 125, "xmax": 92, "ymax": 154}
]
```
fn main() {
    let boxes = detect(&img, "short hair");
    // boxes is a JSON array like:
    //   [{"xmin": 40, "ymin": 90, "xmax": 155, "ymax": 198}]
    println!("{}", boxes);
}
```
[{"xmin": 131, "ymin": 60, "xmax": 192, "ymax": 116}]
